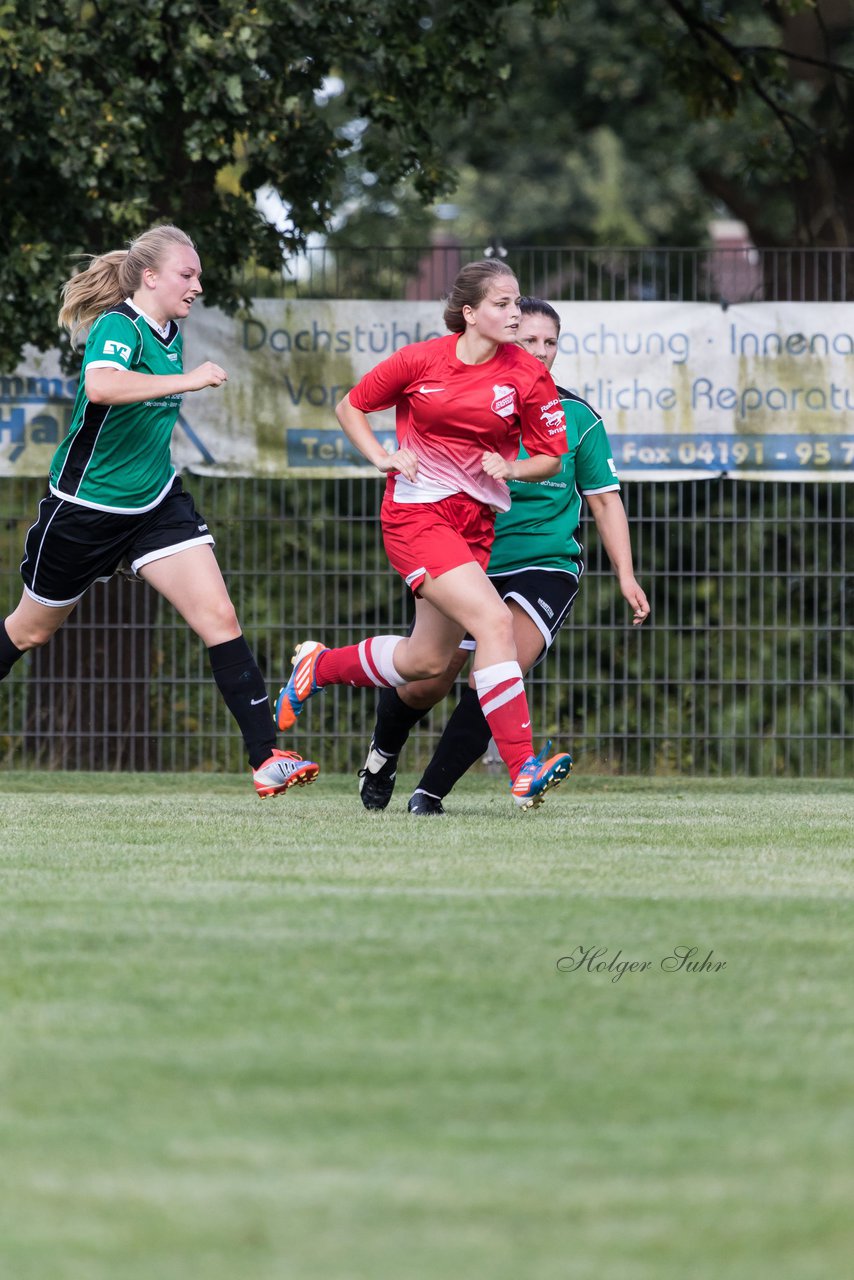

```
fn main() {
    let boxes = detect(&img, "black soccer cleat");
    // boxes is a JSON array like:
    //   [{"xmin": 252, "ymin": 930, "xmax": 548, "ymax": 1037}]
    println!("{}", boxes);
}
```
[
  {"xmin": 407, "ymin": 790, "xmax": 446, "ymax": 816},
  {"xmin": 358, "ymin": 740, "xmax": 399, "ymax": 811}
]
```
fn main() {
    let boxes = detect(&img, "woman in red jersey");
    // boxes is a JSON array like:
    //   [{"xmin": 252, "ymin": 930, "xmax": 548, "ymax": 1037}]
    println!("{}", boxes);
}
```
[{"xmin": 276, "ymin": 260, "xmax": 573, "ymax": 809}]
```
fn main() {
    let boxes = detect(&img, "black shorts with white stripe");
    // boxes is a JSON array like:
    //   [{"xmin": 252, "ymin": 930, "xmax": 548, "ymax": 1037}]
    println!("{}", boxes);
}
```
[
  {"xmin": 458, "ymin": 567, "xmax": 580, "ymax": 665},
  {"xmin": 20, "ymin": 477, "xmax": 214, "ymax": 606}
]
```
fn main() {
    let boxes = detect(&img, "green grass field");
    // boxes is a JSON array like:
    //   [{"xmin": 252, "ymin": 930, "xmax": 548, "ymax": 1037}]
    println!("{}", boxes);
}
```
[{"xmin": 1, "ymin": 772, "xmax": 853, "ymax": 1280}]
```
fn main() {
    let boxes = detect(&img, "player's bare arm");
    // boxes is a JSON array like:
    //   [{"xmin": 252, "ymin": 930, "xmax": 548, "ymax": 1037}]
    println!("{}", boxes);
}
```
[
  {"xmin": 335, "ymin": 392, "xmax": 419, "ymax": 481},
  {"xmin": 481, "ymin": 451, "xmax": 561, "ymax": 482},
  {"xmin": 586, "ymin": 490, "xmax": 650, "ymax": 625},
  {"xmin": 86, "ymin": 361, "xmax": 227, "ymax": 405}
]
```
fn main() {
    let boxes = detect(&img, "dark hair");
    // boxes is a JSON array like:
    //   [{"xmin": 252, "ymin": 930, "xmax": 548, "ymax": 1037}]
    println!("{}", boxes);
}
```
[
  {"xmin": 519, "ymin": 296, "xmax": 561, "ymax": 333},
  {"xmin": 443, "ymin": 260, "xmax": 518, "ymax": 334}
]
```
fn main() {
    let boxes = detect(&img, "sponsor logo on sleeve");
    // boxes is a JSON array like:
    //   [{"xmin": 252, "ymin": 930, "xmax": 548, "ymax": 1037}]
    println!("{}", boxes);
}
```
[
  {"xmin": 540, "ymin": 402, "xmax": 566, "ymax": 433},
  {"xmin": 102, "ymin": 340, "xmax": 132, "ymax": 361}
]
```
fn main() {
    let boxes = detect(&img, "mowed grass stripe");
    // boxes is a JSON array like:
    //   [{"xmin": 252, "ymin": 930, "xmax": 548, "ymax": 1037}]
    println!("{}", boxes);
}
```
[{"xmin": 1, "ymin": 775, "xmax": 852, "ymax": 1280}]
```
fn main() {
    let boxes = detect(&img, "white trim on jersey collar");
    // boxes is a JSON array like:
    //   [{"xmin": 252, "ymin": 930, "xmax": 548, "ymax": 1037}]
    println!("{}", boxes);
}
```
[{"xmin": 125, "ymin": 297, "xmax": 171, "ymax": 338}]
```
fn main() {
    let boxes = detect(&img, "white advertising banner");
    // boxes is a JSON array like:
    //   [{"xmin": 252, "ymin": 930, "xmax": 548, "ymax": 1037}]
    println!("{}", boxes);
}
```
[{"xmin": 2, "ymin": 300, "xmax": 852, "ymax": 480}]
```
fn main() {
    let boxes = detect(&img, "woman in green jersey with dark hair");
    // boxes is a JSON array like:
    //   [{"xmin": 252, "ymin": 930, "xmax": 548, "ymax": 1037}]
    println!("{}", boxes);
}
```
[
  {"xmin": 0, "ymin": 223, "xmax": 317, "ymax": 798},
  {"xmin": 359, "ymin": 296, "xmax": 650, "ymax": 814}
]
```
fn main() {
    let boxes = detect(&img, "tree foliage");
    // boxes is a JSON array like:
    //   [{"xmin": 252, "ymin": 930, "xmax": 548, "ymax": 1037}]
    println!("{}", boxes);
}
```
[
  {"xmin": 657, "ymin": 0, "xmax": 854, "ymax": 248},
  {"xmin": 331, "ymin": 0, "xmax": 854, "ymax": 260},
  {"xmin": 1, "ymin": 0, "xmax": 852, "ymax": 366},
  {"xmin": 0, "ymin": 0, "xmax": 537, "ymax": 365}
]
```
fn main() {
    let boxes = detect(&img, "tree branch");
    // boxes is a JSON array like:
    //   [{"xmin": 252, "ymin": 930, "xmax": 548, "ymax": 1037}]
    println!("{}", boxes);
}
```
[
  {"xmin": 663, "ymin": 0, "xmax": 822, "ymax": 159},
  {"xmin": 745, "ymin": 45, "xmax": 854, "ymax": 78}
]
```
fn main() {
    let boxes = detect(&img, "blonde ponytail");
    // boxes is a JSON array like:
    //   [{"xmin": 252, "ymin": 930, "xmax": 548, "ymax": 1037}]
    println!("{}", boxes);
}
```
[
  {"xmin": 58, "ymin": 224, "xmax": 196, "ymax": 346},
  {"xmin": 58, "ymin": 251, "xmax": 127, "ymax": 347}
]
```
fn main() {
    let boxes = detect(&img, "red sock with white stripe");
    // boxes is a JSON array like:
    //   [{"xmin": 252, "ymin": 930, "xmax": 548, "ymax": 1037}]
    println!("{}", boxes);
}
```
[
  {"xmin": 315, "ymin": 635, "xmax": 406, "ymax": 689},
  {"xmin": 473, "ymin": 661, "xmax": 533, "ymax": 781}
]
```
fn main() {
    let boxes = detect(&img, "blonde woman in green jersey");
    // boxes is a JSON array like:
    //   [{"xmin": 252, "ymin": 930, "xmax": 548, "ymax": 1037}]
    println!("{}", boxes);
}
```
[{"xmin": 0, "ymin": 223, "xmax": 317, "ymax": 798}]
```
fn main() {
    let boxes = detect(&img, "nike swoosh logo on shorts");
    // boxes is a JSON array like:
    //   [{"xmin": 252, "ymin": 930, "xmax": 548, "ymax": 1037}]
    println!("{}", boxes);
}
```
[
  {"xmin": 250, "ymin": 696, "xmax": 269, "ymax": 705},
  {"xmin": 521, "ymin": 720, "xmax": 531, "ymax": 728},
  {"xmin": 418, "ymin": 385, "xmax": 445, "ymax": 393}
]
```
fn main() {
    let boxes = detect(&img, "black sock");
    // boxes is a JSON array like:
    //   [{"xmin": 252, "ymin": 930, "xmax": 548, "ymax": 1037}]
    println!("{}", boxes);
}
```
[
  {"xmin": 0, "ymin": 621, "xmax": 26, "ymax": 682},
  {"xmin": 208, "ymin": 636, "xmax": 275, "ymax": 769},
  {"xmin": 418, "ymin": 686, "xmax": 492, "ymax": 799},
  {"xmin": 372, "ymin": 686, "xmax": 430, "ymax": 755}
]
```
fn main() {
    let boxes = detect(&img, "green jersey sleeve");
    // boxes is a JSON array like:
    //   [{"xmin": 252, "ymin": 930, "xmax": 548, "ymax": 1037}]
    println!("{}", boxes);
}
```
[
  {"xmin": 488, "ymin": 393, "xmax": 620, "ymax": 576},
  {"xmin": 573, "ymin": 407, "xmax": 621, "ymax": 495},
  {"xmin": 83, "ymin": 311, "xmax": 142, "ymax": 374}
]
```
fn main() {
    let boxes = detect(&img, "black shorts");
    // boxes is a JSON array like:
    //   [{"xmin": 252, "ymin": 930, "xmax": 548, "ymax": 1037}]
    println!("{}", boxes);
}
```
[
  {"xmin": 460, "ymin": 567, "xmax": 580, "ymax": 666},
  {"xmin": 20, "ymin": 477, "xmax": 215, "ymax": 607}
]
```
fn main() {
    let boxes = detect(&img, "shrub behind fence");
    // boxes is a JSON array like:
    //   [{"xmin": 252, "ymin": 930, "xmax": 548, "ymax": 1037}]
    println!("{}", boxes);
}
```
[
  {"xmin": 2, "ymin": 474, "xmax": 852, "ymax": 778},
  {"xmin": 2, "ymin": 245, "xmax": 851, "ymax": 777}
]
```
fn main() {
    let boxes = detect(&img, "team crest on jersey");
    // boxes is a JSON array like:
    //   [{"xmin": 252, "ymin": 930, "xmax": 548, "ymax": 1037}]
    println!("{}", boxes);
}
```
[{"xmin": 491, "ymin": 384, "xmax": 516, "ymax": 418}]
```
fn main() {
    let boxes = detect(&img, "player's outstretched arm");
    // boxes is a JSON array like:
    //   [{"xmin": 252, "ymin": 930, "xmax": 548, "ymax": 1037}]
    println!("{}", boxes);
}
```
[{"xmin": 586, "ymin": 490, "xmax": 650, "ymax": 626}]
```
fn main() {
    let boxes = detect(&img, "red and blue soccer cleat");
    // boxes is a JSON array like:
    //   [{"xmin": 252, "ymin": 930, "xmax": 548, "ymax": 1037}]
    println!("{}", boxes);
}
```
[
  {"xmin": 510, "ymin": 740, "xmax": 573, "ymax": 810},
  {"xmin": 275, "ymin": 640, "xmax": 327, "ymax": 731}
]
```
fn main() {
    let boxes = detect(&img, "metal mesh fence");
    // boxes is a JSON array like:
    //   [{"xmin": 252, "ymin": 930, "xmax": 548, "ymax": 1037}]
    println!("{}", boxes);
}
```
[
  {"xmin": 244, "ymin": 242, "xmax": 852, "ymax": 304},
  {"xmin": 2, "ymin": 474, "xmax": 852, "ymax": 778},
  {"xmin": 2, "ymin": 246, "xmax": 852, "ymax": 777}
]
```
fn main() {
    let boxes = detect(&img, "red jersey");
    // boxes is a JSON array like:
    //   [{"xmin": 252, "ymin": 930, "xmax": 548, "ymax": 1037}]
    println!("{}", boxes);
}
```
[{"xmin": 348, "ymin": 333, "xmax": 567, "ymax": 511}]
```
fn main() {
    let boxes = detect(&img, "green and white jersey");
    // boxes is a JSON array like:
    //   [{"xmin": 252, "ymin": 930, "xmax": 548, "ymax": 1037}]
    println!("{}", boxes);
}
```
[
  {"xmin": 488, "ymin": 392, "xmax": 620, "ymax": 576},
  {"xmin": 50, "ymin": 301, "xmax": 183, "ymax": 513}
]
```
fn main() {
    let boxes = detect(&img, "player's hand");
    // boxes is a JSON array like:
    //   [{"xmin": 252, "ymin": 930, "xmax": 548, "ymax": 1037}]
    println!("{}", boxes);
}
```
[
  {"xmin": 481, "ymin": 450, "xmax": 512, "ymax": 480},
  {"xmin": 621, "ymin": 578, "xmax": 650, "ymax": 626},
  {"xmin": 184, "ymin": 361, "xmax": 228, "ymax": 391},
  {"xmin": 378, "ymin": 447, "xmax": 418, "ymax": 482}
]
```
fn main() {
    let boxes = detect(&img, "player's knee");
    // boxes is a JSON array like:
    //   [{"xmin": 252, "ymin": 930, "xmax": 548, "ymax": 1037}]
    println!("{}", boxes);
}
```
[
  {"xmin": 225, "ymin": 604, "xmax": 241, "ymax": 634},
  {"xmin": 405, "ymin": 690, "xmax": 437, "ymax": 712},
  {"xmin": 406, "ymin": 671, "xmax": 456, "ymax": 707},
  {"xmin": 201, "ymin": 599, "xmax": 240, "ymax": 640},
  {"xmin": 18, "ymin": 623, "xmax": 57, "ymax": 649},
  {"xmin": 406, "ymin": 655, "xmax": 449, "ymax": 681},
  {"xmin": 470, "ymin": 600, "xmax": 514, "ymax": 647}
]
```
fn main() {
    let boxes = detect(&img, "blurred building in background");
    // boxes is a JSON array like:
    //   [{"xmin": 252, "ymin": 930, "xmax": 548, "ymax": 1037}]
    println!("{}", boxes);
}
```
[{"xmin": 707, "ymin": 219, "xmax": 763, "ymax": 304}]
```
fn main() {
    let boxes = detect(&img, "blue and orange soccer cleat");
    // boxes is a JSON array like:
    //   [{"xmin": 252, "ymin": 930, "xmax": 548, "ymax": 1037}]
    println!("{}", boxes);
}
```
[
  {"xmin": 275, "ymin": 640, "xmax": 327, "ymax": 731},
  {"xmin": 510, "ymin": 740, "xmax": 573, "ymax": 810},
  {"xmin": 252, "ymin": 749, "xmax": 320, "ymax": 798}
]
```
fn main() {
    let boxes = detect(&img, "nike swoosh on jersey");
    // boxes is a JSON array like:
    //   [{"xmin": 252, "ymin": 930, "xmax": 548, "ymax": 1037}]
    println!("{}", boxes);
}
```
[
  {"xmin": 250, "ymin": 696, "xmax": 269, "ymax": 705},
  {"xmin": 418, "ymin": 385, "xmax": 445, "ymax": 393}
]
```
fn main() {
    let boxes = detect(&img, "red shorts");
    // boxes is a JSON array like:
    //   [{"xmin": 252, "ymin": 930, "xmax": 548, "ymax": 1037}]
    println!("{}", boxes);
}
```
[{"xmin": 380, "ymin": 491, "xmax": 496, "ymax": 593}]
